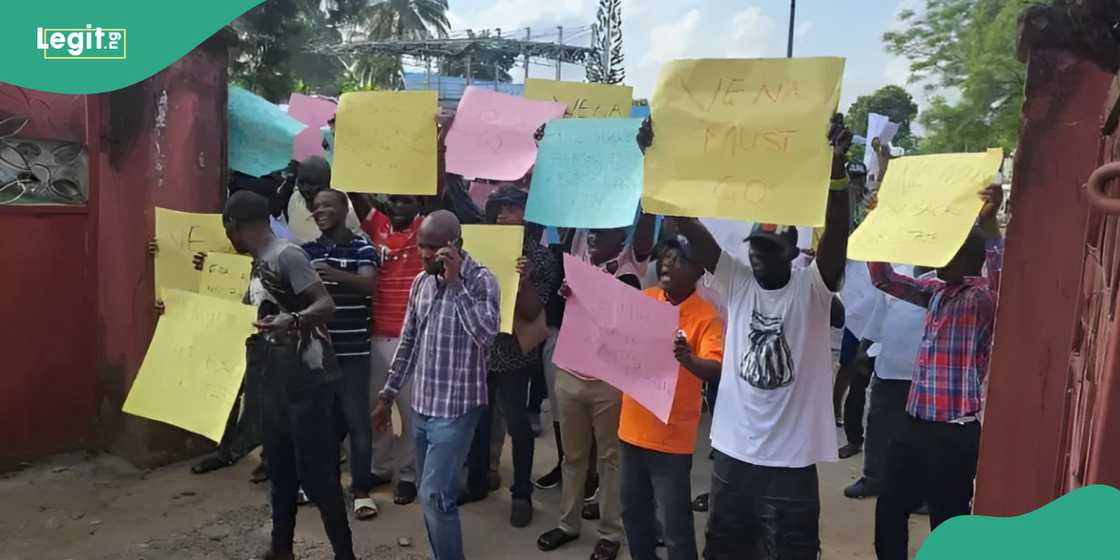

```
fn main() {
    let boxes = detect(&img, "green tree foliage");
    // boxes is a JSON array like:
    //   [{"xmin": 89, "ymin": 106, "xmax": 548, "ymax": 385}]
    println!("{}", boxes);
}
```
[
  {"xmin": 231, "ymin": 0, "xmax": 453, "ymax": 97},
  {"xmin": 586, "ymin": 0, "xmax": 625, "ymax": 85},
  {"xmin": 366, "ymin": 0, "xmax": 450, "ymax": 40},
  {"xmin": 883, "ymin": 0, "xmax": 1028, "ymax": 153}
]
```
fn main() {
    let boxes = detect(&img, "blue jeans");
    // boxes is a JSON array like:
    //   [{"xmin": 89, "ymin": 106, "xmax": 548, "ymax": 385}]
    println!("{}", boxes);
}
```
[
  {"xmin": 414, "ymin": 407, "xmax": 482, "ymax": 560},
  {"xmin": 620, "ymin": 441, "xmax": 697, "ymax": 560}
]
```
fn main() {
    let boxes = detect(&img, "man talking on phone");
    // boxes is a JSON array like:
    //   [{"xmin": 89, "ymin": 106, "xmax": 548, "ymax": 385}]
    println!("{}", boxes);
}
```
[{"xmin": 372, "ymin": 210, "xmax": 501, "ymax": 560}]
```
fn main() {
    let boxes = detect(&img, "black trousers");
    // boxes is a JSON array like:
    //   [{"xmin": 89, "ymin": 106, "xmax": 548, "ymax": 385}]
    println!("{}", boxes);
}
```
[
  {"xmin": 261, "ymin": 343, "xmax": 355, "ymax": 560},
  {"xmin": 704, "ymin": 450, "xmax": 820, "ymax": 560},
  {"xmin": 466, "ymin": 367, "xmax": 536, "ymax": 500},
  {"xmin": 874, "ymin": 416, "xmax": 981, "ymax": 560},
  {"xmin": 862, "ymin": 376, "xmax": 912, "ymax": 485},
  {"xmin": 621, "ymin": 442, "xmax": 697, "ymax": 560},
  {"xmin": 844, "ymin": 368, "xmax": 871, "ymax": 446}
]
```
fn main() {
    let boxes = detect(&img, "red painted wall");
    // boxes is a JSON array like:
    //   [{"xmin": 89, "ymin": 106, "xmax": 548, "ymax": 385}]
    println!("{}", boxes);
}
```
[
  {"xmin": 0, "ymin": 92, "xmax": 98, "ymax": 462},
  {"xmin": 0, "ymin": 34, "xmax": 230, "ymax": 466}
]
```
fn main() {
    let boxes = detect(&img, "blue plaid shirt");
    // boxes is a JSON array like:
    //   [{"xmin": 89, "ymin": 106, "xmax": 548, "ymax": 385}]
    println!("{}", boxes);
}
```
[{"xmin": 381, "ymin": 252, "xmax": 501, "ymax": 418}]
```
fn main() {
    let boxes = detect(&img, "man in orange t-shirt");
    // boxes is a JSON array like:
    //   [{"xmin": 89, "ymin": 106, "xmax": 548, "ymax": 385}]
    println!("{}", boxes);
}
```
[{"xmin": 619, "ymin": 235, "xmax": 724, "ymax": 560}]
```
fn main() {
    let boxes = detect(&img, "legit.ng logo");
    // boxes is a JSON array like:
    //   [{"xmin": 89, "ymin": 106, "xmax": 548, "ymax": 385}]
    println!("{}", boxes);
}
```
[{"xmin": 36, "ymin": 25, "xmax": 127, "ymax": 60}]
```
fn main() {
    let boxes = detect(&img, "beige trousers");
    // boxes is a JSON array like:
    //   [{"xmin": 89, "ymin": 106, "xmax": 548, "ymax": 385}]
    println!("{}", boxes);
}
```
[{"xmin": 555, "ymin": 369, "xmax": 623, "ymax": 542}]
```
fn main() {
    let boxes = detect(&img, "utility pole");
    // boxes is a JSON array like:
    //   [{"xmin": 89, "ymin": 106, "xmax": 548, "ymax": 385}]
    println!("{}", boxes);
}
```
[
  {"xmin": 494, "ymin": 28, "xmax": 502, "ymax": 90},
  {"xmin": 523, "ymin": 27, "xmax": 531, "ymax": 84},
  {"xmin": 556, "ymin": 25, "xmax": 563, "ymax": 81},
  {"xmin": 786, "ymin": 0, "xmax": 796, "ymax": 58}
]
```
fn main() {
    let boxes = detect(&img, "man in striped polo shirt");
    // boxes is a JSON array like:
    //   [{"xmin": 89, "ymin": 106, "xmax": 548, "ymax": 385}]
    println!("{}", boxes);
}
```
[{"xmin": 302, "ymin": 188, "xmax": 380, "ymax": 520}]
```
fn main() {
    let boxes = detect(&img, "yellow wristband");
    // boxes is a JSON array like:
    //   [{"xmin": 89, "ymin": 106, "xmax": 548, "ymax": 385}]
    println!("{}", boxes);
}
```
[{"xmin": 829, "ymin": 179, "xmax": 849, "ymax": 191}]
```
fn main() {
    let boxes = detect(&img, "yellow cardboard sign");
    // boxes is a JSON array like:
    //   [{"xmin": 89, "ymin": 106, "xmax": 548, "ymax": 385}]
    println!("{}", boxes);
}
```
[
  {"xmin": 642, "ymin": 57, "xmax": 845, "ymax": 226},
  {"xmin": 123, "ymin": 289, "xmax": 257, "ymax": 442},
  {"xmin": 462, "ymin": 224, "xmax": 524, "ymax": 334},
  {"xmin": 524, "ymin": 79, "xmax": 633, "ymax": 118},
  {"xmin": 332, "ymin": 90, "xmax": 437, "ymax": 194},
  {"xmin": 848, "ymin": 149, "xmax": 1003, "ymax": 267},
  {"xmin": 199, "ymin": 252, "xmax": 253, "ymax": 303},
  {"xmin": 155, "ymin": 208, "xmax": 234, "ymax": 297}
]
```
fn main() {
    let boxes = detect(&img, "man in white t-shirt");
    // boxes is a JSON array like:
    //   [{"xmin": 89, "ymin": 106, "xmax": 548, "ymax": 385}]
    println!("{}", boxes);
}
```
[
  {"xmin": 844, "ymin": 266, "xmax": 931, "ymax": 499},
  {"xmin": 642, "ymin": 116, "xmax": 854, "ymax": 559}
]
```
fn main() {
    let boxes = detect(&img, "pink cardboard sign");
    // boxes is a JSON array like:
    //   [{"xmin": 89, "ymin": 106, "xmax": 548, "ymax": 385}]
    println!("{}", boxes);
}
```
[
  {"xmin": 553, "ymin": 254, "xmax": 681, "ymax": 423},
  {"xmin": 445, "ymin": 87, "xmax": 566, "ymax": 181},
  {"xmin": 288, "ymin": 94, "xmax": 337, "ymax": 160}
]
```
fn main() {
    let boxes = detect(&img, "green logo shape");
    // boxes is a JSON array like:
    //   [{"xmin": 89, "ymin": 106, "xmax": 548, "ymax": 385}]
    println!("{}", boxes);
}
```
[
  {"xmin": 2, "ymin": 1, "xmax": 264, "ymax": 94},
  {"xmin": 917, "ymin": 484, "xmax": 1119, "ymax": 559}
]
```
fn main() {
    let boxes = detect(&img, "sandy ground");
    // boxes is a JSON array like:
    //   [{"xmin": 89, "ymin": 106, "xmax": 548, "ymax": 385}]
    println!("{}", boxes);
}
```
[{"xmin": 0, "ymin": 413, "xmax": 929, "ymax": 560}]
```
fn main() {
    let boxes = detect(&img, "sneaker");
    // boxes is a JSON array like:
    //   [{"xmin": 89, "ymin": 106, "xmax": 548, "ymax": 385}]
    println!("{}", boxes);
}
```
[
  {"xmin": 511, "ymin": 499, "xmax": 533, "ymax": 528},
  {"xmin": 691, "ymin": 493, "xmax": 709, "ymax": 513},
  {"xmin": 394, "ymin": 481, "xmax": 417, "ymax": 505},
  {"xmin": 838, "ymin": 443, "xmax": 862, "ymax": 459},
  {"xmin": 581, "ymin": 501, "xmax": 600, "ymax": 520},
  {"xmin": 583, "ymin": 477, "xmax": 599, "ymax": 503},
  {"xmin": 534, "ymin": 465, "xmax": 562, "ymax": 489},
  {"xmin": 843, "ymin": 477, "xmax": 881, "ymax": 499},
  {"xmin": 487, "ymin": 470, "xmax": 502, "ymax": 492},
  {"xmin": 296, "ymin": 488, "xmax": 312, "ymax": 506}
]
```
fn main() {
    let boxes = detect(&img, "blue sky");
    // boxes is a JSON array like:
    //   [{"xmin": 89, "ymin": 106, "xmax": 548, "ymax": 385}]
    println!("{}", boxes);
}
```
[{"xmin": 447, "ymin": 0, "xmax": 925, "ymax": 113}]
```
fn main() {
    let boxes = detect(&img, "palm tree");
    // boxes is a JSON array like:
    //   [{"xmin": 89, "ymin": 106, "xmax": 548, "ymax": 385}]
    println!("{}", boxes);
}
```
[{"xmin": 365, "ymin": 0, "xmax": 450, "ymax": 40}]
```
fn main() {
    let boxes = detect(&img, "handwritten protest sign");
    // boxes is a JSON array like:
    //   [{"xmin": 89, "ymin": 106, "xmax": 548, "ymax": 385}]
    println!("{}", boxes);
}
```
[
  {"xmin": 642, "ymin": 57, "xmax": 845, "ymax": 226},
  {"xmin": 155, "ymin": 208, "xmax": 234, "ymax": 297},
  {"xmin": 864, "ymin": 112, "xmax": 900, "ymax": 181},
  {"xmin": 848, "ymin": 148, "xmax": 1003, "ymax": 267},
  {"xmin": 526, "ymin": 118, "xmax": 644, "ymax": 228},
  {"xmin": 524, "ymin": 79, "xmax": 633, "ymax": 119},
  {"xmin": 553, "ymin": 254, "xmax": 681, "ymax": 422},
  {"xmin": 332, "ymin": 91, "xmax": 437, "ymax": 194},
  {"xmin": 228, "ymin": 85, "xmax": 307, "ymax": 177},
  {"xmin": 123, "ymin": 289, "xmax": 257, "ymax": 442},
  {"xmin": 287, "ymin": 93, "xmax": 337, "ymax": 160},
  {"xmin": 445, "ymin": 87, "xmax": 566, "ymax": 181},
  {"xmin": 462, "ymin": 224, "xmax": 524, "ymax": 334},
  {"xmin": 199, "ymin": 252, "xmax": 252, "ymax": 303}
]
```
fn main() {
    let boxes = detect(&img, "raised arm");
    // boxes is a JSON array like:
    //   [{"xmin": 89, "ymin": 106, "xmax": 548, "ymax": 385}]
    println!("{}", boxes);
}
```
[
  {"xmin": 450, "ymin": 270, "xmax": 501, "ymax": 348},
  {"xmin": 867, "ymin": 262, "xmax": 936, "ymax": 308},
  {"xmin": 815, "ymin": 114, "xmax": 853, "ymax": 292},
  {"xmin": 668, "ymin": 217, "xmax": 721, "ymax": 274},
  {"xmin": 632, "ymin": 213, "xmax": 657, "ymax": 262}
]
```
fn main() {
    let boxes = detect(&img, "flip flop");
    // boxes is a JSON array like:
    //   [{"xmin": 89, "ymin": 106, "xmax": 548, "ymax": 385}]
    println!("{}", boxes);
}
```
[{"xmin": 354, "ymin": 497, "xmax": 379, "ymax": 520}]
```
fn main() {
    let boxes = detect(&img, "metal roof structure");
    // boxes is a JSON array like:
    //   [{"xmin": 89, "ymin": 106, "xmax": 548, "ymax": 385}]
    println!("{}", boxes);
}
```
[{"xmin": 314, "ymin": 36, "xmax": 597, "ymax": 65}]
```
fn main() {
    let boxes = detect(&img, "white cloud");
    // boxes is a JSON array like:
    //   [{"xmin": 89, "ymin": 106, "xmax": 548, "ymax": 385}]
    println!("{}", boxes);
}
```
[
  {"xmin": 794, "ymin": 20, "xmax": 814, "ymax": 39},
  {"xmin": 447, "ymin": 0, "xmax": 591, "ymax": 34},
  {"xmin": 641, "ymin": 8, "xmax": 702, "ymax": 67},
  {"xmin": 726, "ymin": 6, "xmax": 778, "ymax": 58},
  {"xmin": 621, "ymin": 0, "xmax": 647, "ymax": 18}
]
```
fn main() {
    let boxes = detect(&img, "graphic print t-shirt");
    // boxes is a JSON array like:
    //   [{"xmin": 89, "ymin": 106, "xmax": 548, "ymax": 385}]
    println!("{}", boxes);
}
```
[{"xmin": 710, "ymin": 252, "xmax": 839, "ymax": 468}]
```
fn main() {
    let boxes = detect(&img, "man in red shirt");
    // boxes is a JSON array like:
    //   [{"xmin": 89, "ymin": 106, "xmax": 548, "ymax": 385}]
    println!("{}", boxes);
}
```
[{"xmin": 363, "ymin": 194, "xmax": 424, "ymax": 505}]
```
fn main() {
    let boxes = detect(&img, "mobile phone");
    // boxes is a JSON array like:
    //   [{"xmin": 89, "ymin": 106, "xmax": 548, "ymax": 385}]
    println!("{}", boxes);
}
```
[{"xmin": 432, "ymin": 238, "xmax": 463, "ymax": 277}]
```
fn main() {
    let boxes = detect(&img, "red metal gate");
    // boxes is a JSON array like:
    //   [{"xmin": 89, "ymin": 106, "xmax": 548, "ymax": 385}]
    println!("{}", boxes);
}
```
[{"xmin": 975, "ymin": 2, "xmax": 1120, "ymax": 515}]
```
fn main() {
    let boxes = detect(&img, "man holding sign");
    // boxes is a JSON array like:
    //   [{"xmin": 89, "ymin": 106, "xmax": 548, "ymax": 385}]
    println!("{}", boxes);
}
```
[
  {"xmin": 869, "ymin": 186, "xmax": 1003, "ymax": 560},
  {"xmin": 619, "ymin": 235, "xmax": 724, "ymax": 560},
  {"xmin": 639, "ymin": 115, "xmax": 853, "ymax": 560}
]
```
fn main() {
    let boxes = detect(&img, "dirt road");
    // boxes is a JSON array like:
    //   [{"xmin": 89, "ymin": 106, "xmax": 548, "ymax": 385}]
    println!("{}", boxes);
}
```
[{"xmin": 0, "ymin": 419, "xmax": 928, "ymax": 559}]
